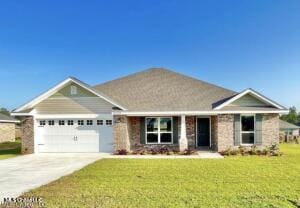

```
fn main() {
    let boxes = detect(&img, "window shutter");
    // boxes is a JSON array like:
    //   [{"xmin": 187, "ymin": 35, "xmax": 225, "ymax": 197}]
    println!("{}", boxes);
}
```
[
  {"xmin": 173, "ymin": 117, "xmax": 178, "ymax": 144},
  {"xmin": 255, "ymin": 114, "xmax": 263, "ymax": 145},
  {"xmin": 234, "ymin": 114, "xmax": 241, "ymax": 146},
  {"xmin": 140, "ymin": 117, "xmax": 145, "ymax": 144}
]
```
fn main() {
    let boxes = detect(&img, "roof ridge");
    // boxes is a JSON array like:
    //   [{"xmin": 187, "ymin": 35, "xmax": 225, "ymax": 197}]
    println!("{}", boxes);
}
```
[
  {"xmin": 94, "ymin": 67, "xmax": 237, "ymax": 94},
  {"xmin": 93, "ymin": 67, "xmax": 167, "ymax": 87}
]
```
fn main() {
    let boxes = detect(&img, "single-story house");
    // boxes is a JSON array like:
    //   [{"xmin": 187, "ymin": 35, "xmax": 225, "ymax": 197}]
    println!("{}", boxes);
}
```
[
  {"xmin": 0, "ymin": 113, "xmax": 20, "ymax": 143},
  {"xmin": 12, "ymin": 68, "xmax": 288, "ymax": 154},
  {"xmin": 279, "ymin": 120, "xmax": 300, "ymax": 136}
]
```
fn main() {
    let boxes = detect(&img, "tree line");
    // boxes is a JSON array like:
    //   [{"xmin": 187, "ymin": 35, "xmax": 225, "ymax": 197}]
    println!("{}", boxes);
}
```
[{"xmin": 280, "ymin": 106, "xmax": 300, "ymax": 125}]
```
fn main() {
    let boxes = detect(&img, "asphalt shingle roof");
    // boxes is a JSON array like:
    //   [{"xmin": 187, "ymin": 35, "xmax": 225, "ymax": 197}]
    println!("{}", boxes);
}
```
[
  {"xmin": 279, "ymin": 120, "xmax": 300, "ymax": 130},
  {"xmin": 93, "ymin": 68, "xmax": 237, "ymax": 111},
  {"xmin": 0, "ymin": 113, "xmax": 18, "ymax": 122}
]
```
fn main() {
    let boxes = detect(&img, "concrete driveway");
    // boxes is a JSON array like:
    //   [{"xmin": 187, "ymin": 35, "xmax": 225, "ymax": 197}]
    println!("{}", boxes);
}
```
[{"xmin": 0, "ymin": 153, "xmax": 105, "ymax": 201}]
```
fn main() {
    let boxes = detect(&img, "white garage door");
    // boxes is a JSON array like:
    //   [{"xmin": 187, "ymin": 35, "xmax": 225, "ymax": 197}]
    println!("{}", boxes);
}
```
[{"xmin": 36, "ymin": 119, "xmax": 113, "ymax": 153}]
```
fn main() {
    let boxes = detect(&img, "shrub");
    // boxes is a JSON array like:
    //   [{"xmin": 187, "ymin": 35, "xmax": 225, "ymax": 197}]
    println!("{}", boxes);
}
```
[
  {"xmin": 115, "ymin": 149, "xmax": 128, "ymax": 155},
  {"xmin": 249, "ymin": 145, "xmax": 257, "ymax": 155},
  {"xmin": 182, "ymin": 149, "xmax": 196, "ymax": 155},
  {"xmin": 268, "ymin": 144, "xmax": 282, "ymax": 156},
  {"xmin": 158, "ymin": 146, "xmax": 170, "ymax": 154}
]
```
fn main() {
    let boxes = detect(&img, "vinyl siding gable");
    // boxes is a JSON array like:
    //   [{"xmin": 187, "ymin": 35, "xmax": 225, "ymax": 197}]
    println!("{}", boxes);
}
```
[
  {"xmin": 229, "ymin": 94, "xmax": 270, "ymax": 107},
  {"xmin": 50, "ymin": 83, "xmax": 97, "ymax": 98},
  {"xmin": 35, "ymin": 97, "xmax": 114, "ymax": 114}
]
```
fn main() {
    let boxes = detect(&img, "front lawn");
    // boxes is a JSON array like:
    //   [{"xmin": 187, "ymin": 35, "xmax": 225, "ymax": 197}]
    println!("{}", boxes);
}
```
[
  {"xmin": 0, "ymin": 138, "xmax": 21, "ymax": 160},
  {"xmin": 24, "ymin": 144, "xmax": 300, "ymax": 208}
]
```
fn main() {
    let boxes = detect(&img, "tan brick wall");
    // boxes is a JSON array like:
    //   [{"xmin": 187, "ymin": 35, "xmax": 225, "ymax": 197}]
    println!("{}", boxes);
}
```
[
  {"xmin": 0, "ymin": 123, "xmax": 16, "ymax": 143},
  {"xmin": 113, "ymin": 115, "xmax": 130, "ymax": 152},
  {"xmin": 217, "ymin": 114, "xmax": 234, "ymax": 152},
  {"xmin": 262, "ymin": 114, "xmax": 279, "ymax": 146},
  {"xmin": 211, "ymin": 116, "xmax": 218, "ymax": 151},
  {"xmin": 186, "ymin": 116, "xmax": 196, "ymax": 149},
  {"xmin": 128, "ymin": 117, "xmax": 141, "ymax": 149},
  {"xmin": 21, "ymin": 117, "xmax": 34, "ymax": 154},
  {"xmin": 216, "ymin": 114, "xmax": 280, "ymax": 152}
]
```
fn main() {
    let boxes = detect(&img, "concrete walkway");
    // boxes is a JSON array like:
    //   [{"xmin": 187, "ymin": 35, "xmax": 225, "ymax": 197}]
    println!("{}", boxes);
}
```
[{"xmin": 0, "ymin": 153, "xmax": 105, "ymax": 201}]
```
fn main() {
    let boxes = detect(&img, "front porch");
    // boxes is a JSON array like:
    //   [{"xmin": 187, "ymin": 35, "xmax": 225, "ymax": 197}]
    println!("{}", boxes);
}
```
[
  {"xmin": 113, "ymin": 115, "xmax": 220, "ymax": 152},
  {"xmin": 113, "ymin": 113, "xmax": 280, "ymax": 153}
]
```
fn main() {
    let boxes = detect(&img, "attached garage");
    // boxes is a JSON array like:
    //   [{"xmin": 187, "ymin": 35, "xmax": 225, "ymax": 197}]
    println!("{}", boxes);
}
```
[
  {"xmin": 12, "ymin": 77, "xmax": 126, "ymax": 154},
  {"xmin": 36, "ymin": 118, "xmax": 113, "ymax": 153}
]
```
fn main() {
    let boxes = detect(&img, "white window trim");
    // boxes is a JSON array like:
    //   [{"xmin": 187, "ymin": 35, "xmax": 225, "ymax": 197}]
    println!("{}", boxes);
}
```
[
  {"xmin": 240, "ymin": 114, "xmax": 255, "ymax": 146},
  {"xmin": 145, "ymin": 117, "xmax": 173, "ymax": 144}
]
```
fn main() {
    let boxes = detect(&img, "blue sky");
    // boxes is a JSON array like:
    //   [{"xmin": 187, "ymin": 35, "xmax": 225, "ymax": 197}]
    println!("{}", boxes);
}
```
[{"xmin": 0, "ymin": 0, "xmax": 299, "ymax": 110}]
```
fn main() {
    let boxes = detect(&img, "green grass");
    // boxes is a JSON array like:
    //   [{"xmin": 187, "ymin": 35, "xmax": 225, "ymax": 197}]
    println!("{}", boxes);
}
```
[
  {"xmin": 24, "ymin": 144, "xmax": 300, "ymax": 208},
  {"xmin": 0, "ymin": 138, "xmax": 21, "ymax": 160}
]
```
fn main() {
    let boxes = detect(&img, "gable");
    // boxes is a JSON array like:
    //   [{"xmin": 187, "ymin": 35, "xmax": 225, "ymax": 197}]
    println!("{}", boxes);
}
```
[
  {"xmin": 214, "ymin": 89, "xmax": 285, "ymax": 110},
  {"xmin": 229, "ymin": 94, "xmax": 269, "ymax": 107},
  {"xmin": 13, "ymin": 77, "xmax": 126, "ymax": 114},
  {"xmin": 50, "ymin": 83, "xmax": 96, "ymax": 98}
]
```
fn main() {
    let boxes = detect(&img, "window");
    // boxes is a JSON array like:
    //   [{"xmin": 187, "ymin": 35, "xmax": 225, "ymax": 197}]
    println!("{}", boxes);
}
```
[
  {"xmin": 106, "ymin": 120, "xmax": 112, "ymax": 126},
  {"xmin": 39, "ymin": 120, "xmax": 46, "ymax": 126},
  {"xmin": 87, "ymin": 120, "xmax": 93, "ymax": 125},
  {"xmin": 48, "ymin": 120, "xmax": 55, "ymax": 126},
  {"xmin": 97, "ymin": 120, "xmax": 103, "ymax": 125},
  {"xmin": 241, "ymin": 115, "xmax": 255, "ymax": 144},
  {"xmin": 70, "ymin": 85, "xmax": 77, "ymax": 95},
  {"xmin": 59, "ymin": 120, "xmax": 65, "ymax": 126},
  {"xmin": 146, "ymin": 117, "xmax": 172, "ymax": 144},
  {"xmin": 67, "ymin": 120, "xmax": 74, "ymax": 126},
  {"xmin": 78, "ymin": 120, "xmax": 84, "ymax": 126}
]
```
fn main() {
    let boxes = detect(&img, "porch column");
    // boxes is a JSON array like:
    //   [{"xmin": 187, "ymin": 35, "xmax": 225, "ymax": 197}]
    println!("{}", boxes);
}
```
[{"xmin": 179, "ymin": 115, "xmax": 188, "ymax": 151}]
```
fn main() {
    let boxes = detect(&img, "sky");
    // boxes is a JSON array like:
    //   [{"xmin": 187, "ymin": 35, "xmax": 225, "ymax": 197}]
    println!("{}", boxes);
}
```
[{"xmin": 0, "ymin": 0, "xmax": 299, "ymax": 111}]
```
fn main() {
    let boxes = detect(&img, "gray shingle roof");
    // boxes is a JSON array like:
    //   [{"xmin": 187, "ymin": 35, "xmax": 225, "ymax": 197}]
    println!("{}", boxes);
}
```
[
  {"xmin": 0, "ymin": 113, "xmax": 19, "ymax": 123},
  {"xmin": 279, "ymin": 120, "xmax": 300, "ymax": 130},
  {"xmin": 93, "ymin": 68, "xmax": 236, "ymax": 111}
]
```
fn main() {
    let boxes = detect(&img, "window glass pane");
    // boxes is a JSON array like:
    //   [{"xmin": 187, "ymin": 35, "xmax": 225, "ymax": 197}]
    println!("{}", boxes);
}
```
[
  {"xmin": 147, "ymin": 133, "xmax": 158, "ymax": 143},
  {"xmin": 87, "ymin": 120, "xmax": 93, "ymax": 125},
  {"xmin": 97, "ymin": 120, "xmax": 103, "ymax": 125},
  {"xmin": 106, "ymin": 120, "xmax": 112, "ymax": 125},
  {"xmin": 242, "ymin": 133, "xmax": 254, "ymax": 144},
  {"xmin": 59, "ymin": 120, "xmax": 65, "ymax": 126},
  {"xmin": 146, "ymin": 118, "xmax": 158, "ymax": 132},
  {"xmin": 161, "ymin": 133, "xmax": 172, "ymax": 143},
  {"xmin": 78, "ymin": 120, "xmax": 84, "ymax": 126},
  {"xmin": 160, "ymin": 118, "xmax": 172, "ymax": 132},
  {"xmin": 241, "ymin": 116, "xmax": 254, "ymax": 131}
]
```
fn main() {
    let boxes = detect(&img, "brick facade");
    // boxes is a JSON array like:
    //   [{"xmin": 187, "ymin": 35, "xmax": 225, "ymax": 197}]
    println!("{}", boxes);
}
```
[
  {"xmin": 0, "ymin": 123, "xmax": 16, "ymax": 143},
  {"xmin": 113, "ymin": 115, "xmax": 130, "ymax": 151},
  {"xmin": 262, "ymin": 114, "xmax": 279, "ymax": 146},
  {"xmin": 112, "ymin": 114, "xmax": 280, "ymax": 153},
  {"xmin": 186, "ymin": 116, "xmax": 196, "ymax": 148},
  {"xmin": 21, "ymin": 117, "xmax": 34, "ymax": 154},
  {"xmin": 211, "ymin": 116, "xmax": 218, "ymax": 151},
  {"xmin": 216, "ymin": 114, "xmax": 235, "ymax": 152},
  {"xmin": 215, "ymin": 114, "xmax": 280, "ymax": 152}
]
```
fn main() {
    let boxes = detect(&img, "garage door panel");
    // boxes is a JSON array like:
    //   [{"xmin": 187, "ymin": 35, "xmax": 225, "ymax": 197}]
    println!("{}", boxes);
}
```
[{"xmin": 36, "ymin": 118, "xmax": 113, "ymax": 153}]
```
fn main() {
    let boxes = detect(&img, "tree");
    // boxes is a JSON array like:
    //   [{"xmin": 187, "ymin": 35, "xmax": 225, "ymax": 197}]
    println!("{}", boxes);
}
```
[
  {"xmin": 280, "ymin": 106, "xmax": 298, "ymax": 124},
  {"xmin": 0, "ymin": 107, "xmax": 10, "ymax": 116}
]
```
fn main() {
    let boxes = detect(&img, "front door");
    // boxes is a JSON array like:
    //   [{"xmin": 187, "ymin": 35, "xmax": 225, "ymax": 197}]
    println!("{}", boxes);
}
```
[{"xmin": 197, "ymin": 117, "xmax": 210, "ymax": 147}]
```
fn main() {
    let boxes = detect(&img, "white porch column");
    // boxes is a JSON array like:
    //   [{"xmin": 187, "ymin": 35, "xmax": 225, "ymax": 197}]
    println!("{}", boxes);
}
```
[{"xmin": 179, "ymin": 115, "xmax": 188, "ymax": 151}]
